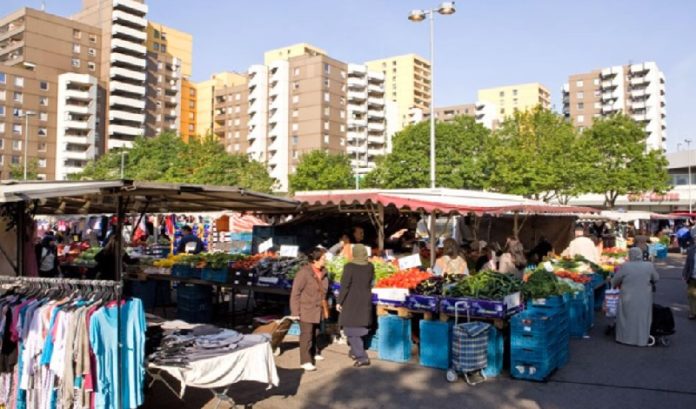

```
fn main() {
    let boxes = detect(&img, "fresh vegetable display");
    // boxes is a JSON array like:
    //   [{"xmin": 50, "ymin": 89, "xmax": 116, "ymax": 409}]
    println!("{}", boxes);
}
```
[
  {"xmin": 522, "ymin": 269, "xmax": 573, "ymax": 300},
  {"xmin": 554, "ymin": 270, "xmax": 591, "ymax": 284},
  {"xmin": 326, "ymin": 256, "xmax": 349, "ymax": 281},
  {"xmin": 73, "ymin": 247, "xmax": 100, "ymax": 266},
  {"xmin": 413, "ymin": 276, "xmax": 445, "ymax": 296},
  {"xmin": 199, "ymin": 253, "xmax": 246, "ymax": 269},
  {"xmin": 602, "ymin": 247, "xmax": 627, "ymax": 258},
  {"xmin": 444, "ymin": 271, "xmax": 522, "ymax": 300},
  {"xmin": 327, "ymin": 256, "xmax": 398, "ymax": 282},
  {"xmin": 375, "ymin": 268, "xmax": 432, "ymax": 289},
  {"xmin": 230, "ymin": 252, "xmax": 276, "ymax": 270},
  {"xmin": 255, "ymin": 256, "xmax": 308, "ymax": 280}
]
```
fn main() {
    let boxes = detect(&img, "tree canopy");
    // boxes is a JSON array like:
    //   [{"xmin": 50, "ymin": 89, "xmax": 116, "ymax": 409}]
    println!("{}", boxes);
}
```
[
  {"xmin": 365, "ymin": 115, "xmax": 491, "ymax": 189},
  {"xmin": 288, "ymin": 150, "xmax": 354, "ymax": 192},
  {"xmin": 70, "ymin": 133, "xmax": 275, "ymax": 192},
  {"xmin": 582, "ymin": 114, "xmax": 670, "ymax": 207},
  {"xmin": 10, "ymin": 159, "xmax": 38, "ymax": 181}
]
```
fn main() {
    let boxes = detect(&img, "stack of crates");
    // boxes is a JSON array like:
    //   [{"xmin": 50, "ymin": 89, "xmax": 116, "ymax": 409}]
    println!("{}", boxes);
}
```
[
  {"xmin": 419, "ymin": 320, "xmax": 452, "ymax": 370},
  {"xmin": 569, "ymin": 290, "xmax": 588, "ymax": 337},
  {"xmin": 377, "ymin": 315, "xmax": 412, "ymax": 363},
  {"xmin": 584, "ymin": 281, "xmax": 595, "ymax": 331},
  {"xmin": 512, "ymin": 296, "xmax": 569, "ymax": 381},
  {"xmin": 482, "ymin": 326, "xmax": 505, "ymax": 377},
  {"xmin": 176, "ymin": 284, "xmax": 213, "ymax": 323}
]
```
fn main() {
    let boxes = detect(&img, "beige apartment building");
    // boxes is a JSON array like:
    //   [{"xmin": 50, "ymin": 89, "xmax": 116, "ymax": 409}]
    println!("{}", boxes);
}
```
[
  {"xmin": 365, "ymin": 54, "xmax": 431, "ymax": 135},
  {"xmin": 562, "ymin": 62, "xmax": 666, "ymax": 151},
  {"xmin": 477, "ymin": 82, "xmax": 551, "ymax": 119}
]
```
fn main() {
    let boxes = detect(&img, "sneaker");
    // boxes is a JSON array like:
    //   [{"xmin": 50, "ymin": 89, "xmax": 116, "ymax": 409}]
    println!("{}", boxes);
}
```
[
  {"xmin": 301, "ymin": 363, "xmax": 317, "ymax": 372},
  {"xmin": 314, "ymin": 355, "xmax": 325, "ymax": 361}
]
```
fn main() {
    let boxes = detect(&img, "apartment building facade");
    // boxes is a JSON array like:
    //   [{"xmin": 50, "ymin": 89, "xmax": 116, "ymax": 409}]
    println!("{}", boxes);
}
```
[
  {"xmin": 365, "ymin": 54, "xmax": 431, "ymax": 133},
  {"xmin": 562, "ymin": 62, "xmax": 666, "ymax": 151},
  {"xmin": 477, "ymin": 82, "xmax": 551, "ymax": 119}
]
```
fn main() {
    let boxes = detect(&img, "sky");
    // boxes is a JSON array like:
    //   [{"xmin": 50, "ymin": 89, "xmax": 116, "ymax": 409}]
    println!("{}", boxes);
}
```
[{"xmin": 3, "ymin": 0, "xmax": 695, "ymax": 152}]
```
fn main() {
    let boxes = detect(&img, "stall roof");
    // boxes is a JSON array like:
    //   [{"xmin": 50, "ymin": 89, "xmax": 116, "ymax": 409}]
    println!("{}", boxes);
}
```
[
  {"xmin": 578, "ymin": 210, "xmax": 676, "ymax": 222},
  {"xmin": 295, "ymin": 188, "xmax": 597, "ymax": 215},
  {"xmin": 0, "ymin": 180, "xmax": 300, "ymax": 215}
]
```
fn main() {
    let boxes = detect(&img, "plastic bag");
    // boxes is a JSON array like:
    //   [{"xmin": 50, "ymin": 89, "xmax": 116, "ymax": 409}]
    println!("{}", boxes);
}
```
[{"xmin": 604, "ymin": 288, "xmax": 620, "ymax": 318}]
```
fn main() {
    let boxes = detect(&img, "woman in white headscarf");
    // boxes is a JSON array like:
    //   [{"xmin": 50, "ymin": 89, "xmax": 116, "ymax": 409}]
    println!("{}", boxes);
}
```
[{"xmin": 611, "ymin": 247, "xmax": 660, "ymax": 346}]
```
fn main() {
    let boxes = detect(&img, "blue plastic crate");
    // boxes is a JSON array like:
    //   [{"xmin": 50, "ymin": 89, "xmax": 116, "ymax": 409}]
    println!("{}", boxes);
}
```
[
  {"xmin": 585, "ymin": 285, "xmax": 595, "ymax": 330},
  {"xmin": 569, "ymin": 298, "xmax": 587, "ymax": 337},
  {"xmin": 406, "ymin": 295, "xmax": 440, "ymax": 313},
  {"xmin": 510, "ymin": 354, "xmax": 557, "ymax": 382},
  {"xmin": 511, "ymin": 309, "xmax": 562, "ymax": 336},
  {"xmin": 512, "ymin": 335, "xmax": 564, "ymax": 363},
  {"xmin": 126, "ymin": 280, "xmax": 158, "ymax": 310},
  {"xmin": 528, "ymin": 295, "xmax": 565, "ymax": 308},
  {"xmin": 287, "ymin": 322, "xmax": 300, "ymax": 336},
  {"xmin": 482, "ymin": 326, "xmax": 504, "ymax": 378},
  {"xmin": 377, "ymin": 315, "xmax": 412, "ymax": 363},
  {"xmin": 557, "ymin": 348, "xmax": 569, "ymax": 369},
  {"xmin": 172, "ymin": 264, "xmax": 193, "ymax": 277},
  {"xmin": 365, "ymin": 334, "xmax": 378, "ymax": 351},
  {"xmin": 201, "ymin": 267, "xmax": 229, "ymax": 283},
  {"xmin": 177, "ymin": 283, "xmax": 213, "ymax": 299},
  {"xmin": 419, "ymin": 320, "xmax": 452, "ymax": 370}
]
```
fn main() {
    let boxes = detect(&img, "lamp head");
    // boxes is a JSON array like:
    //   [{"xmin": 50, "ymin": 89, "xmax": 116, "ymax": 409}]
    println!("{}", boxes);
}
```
[
  {"xmin": 438, "ymin": 2, "xmax": 456, "ymax": 15},
  {"xmin": 408, "ymin": 9, "xmax": 426, "ymax": 22}
]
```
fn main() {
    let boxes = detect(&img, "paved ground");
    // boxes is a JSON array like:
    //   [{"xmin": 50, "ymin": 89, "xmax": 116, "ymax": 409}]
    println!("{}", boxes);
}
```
[{"xmin": 145, "ymin": 254, "xmax": 696, "ymax": 409}]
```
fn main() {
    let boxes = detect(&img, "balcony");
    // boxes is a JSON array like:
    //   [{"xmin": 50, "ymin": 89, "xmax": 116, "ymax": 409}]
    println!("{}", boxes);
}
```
[
  {"xmin": 348, "ymin": 90, "xmax": 367, "ymax": 101},
  {"xmin": 63, "ymin": 149, "xmax": 93, "ymax": 161},
  {"xmin": 64, "ymin": 103, "xmax": 92, "ymax": 115},
  {"xmin": 602, "ymin": 104, "xmax": 617, "ymax": 114},
  {"xmin": 112, "ymin": 10, "xmax": 147, "ymax": 29},
  {"xmin": 630, "ymin": 64, "xmax": 650, "ymax": 75},
  {"xmin": 110, "ymin": 95, "xmax": 145, "ymax": 109},
  {"xmin": 368, "ymin": 110, "xmax": 385, "ymax": 119},
  {"xmin": 109, "ymin": 109, "xmax": 145, "ymax": 124},
  {"xmin": 348, "ymin": 64, "xmax": 367, "ymax": 75},
  {"xmin": 367, "ymin": 84, "xmax": 384, "ymax": 94},
  {"xmin": 601, "ymin": 80, "xmax": 618, "ymax": 89},
  {"xmin": 346, "ymin": 131, "xmax": 364, "ymax": 142},
  {"xmin": 600, "ymin": 67, "xmax": 619, "ymax": 78},
  {"xmin": 367, "ymin": 97, "xmax": 384, "ymax": 107},
  {"xmin": 110, "ymin": 52, "xmax": 146, "ymax": 69},
  {"xmin": 632, "ymin": 112, "xmax": 649, "ymax": 122},
  {"xmin": 109, "ymin": 124, "xmax": 143, "ymax": 137},
  {"xmin": 368, "ymin": 135, "xmax": 384, "ymax": 144},
  {"xmin": 347, "ymin": 77, "xmax": 365, "ymax": 89},
  {"xmin": 113, "ymin": 0, "xmax": 148, "ymax": 15},
  {"xmin": 64, "ymin": 89, "xmax": 91, "ymax": 101},
  {"xmin": 367, "ymin": 148, "xmax": 384, "ymax": 156},
  {"xmin": 368, "ymin": 122, "xmax": 385, "ymax": 132},
  {"xmin": 346, "ymin": 145, "xmax": 363, "ymax": 154},
  {"xmin": 630, "ymin": 76, "xmax": 649, "ymax": 86},
  {"xmin": 110, "ymin": 66, "xmax": 146, "ymax": 82},
  {"xmin": 111, "ymin": 24, "xmax": 146, "ymax": 42},
  {"xmin": 632, "ymin": 101, "xmax": 647, "ymax": 110},
  {"xmin": 63, "ymin": 120, "xmax": 90, "ymax": 130},
  {"xmin": 111, "ymin": 38, "xmax": 146, "ymax": 55},
  {"xmin": 109, "ymin": 80, "xmax": 145, "ymax": 96},
  {"xmin": 349, "ymin": 118, "xmax": 367, "ymax": 128},
  {"xmin": 631, "ymin": 88, "xmax": 647, "ymax": 99}
]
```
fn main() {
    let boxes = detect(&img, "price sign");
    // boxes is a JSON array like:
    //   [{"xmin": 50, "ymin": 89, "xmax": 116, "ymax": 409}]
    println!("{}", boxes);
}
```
[
  {"xmin": 258, "ymin": 238, "xmax": 273, "ymax": 253},
  {"xmin": 398, "ymin": 253, "xmax": 421, "ymax": 270},
  {"xmin": 279, "ymin": 245, "xmax": 299, "ymax": 258}
]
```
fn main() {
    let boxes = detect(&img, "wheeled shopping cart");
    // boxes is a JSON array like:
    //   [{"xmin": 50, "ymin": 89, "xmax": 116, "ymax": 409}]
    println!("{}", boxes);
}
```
[{"xmin": 446, "ymin": 300, "xmax": 491, "ymax": 385}]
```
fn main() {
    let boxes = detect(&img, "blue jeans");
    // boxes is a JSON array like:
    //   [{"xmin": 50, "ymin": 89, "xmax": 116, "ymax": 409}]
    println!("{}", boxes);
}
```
[{"xmin": 344, "ymin": 327, "xmax": 369, "ymax": 363}]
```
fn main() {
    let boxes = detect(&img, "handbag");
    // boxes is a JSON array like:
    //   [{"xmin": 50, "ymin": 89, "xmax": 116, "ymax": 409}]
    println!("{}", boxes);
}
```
[{"xmin": 604, "ymin": 288, "xmax": 620, "ymax": 318}]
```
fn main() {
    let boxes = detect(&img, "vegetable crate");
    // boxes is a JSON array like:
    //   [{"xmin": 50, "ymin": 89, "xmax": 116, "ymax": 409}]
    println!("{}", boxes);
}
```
[
  {"xmin": 231, "ymin": 269, "xmax": 256, "ymax": 286},
  {"xmin": 569, "ymin": 295, "xmax": 588, "ymax": 338},
  {"xmin": 377, "ymin": 315, "xmax": 412, "ymax": 363},
  {"xmin": 419, "ymin": 320, "xmax": 452, "ymax": 370},
  {"xmin": 201, "ymin": 267, "xmax": 229, "ymax": 283},
  {"xmin": 584, "ymin": 283, "xmax": 595, "ymax": 330},
  {"xmin": 510, "ymin": 309, "xmax": 568, "ymax": 382},
  {"xmin": 405, "ymin": 294, "xmax": 440, "ymax": 313},
  {"xmin": 482, "ymin": 326, "xmax": 504, "ymax": 378},
  {"xmin": 372, "ymin": 288, "xmax": 409, "ymax": 308},
  {"xmin": 171, "ymin": 264, "xmax": 202, "ymax": 279},
  {"xmin": 176, "ymin": 284, "xmax": 213, "ymax": 323},
  {"xmin": 440, "ymin": 292, "xmax": 522, "ymax": 319}
]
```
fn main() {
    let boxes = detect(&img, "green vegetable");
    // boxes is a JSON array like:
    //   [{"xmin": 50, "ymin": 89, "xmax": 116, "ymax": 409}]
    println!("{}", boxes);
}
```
[
  {"xmin": 444, "ymin": 271, "xmax": 522, "ymax": 300},
  {"xmin": 523, "ymin": 268, "xmax": 571, "ymax": 299}
]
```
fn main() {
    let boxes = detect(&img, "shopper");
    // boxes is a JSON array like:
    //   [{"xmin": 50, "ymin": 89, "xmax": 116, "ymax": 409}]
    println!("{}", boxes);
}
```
[
  {"xmin": 290, "ymin": 247, "xmax": 330, "ymax": 372},
  {"xmin": 562, "ymin": 226, "xmax": 600, "ymax": 264},
  {"xmin": 433, "ymin": 238, "xmax": 469, "ymax": 276},
  {"xmin": 176, "ymin": 225, "xmax": 205, "ymax": 254},
  {"xmin": 612, "ymin": 247, "xmax": 660, "ymax": 346},
  {"xmin": 336, "ymin": 244, "xmax": 375, "ymax": 367},
  {"xmin": 498, "ymin": 238, "xmax": 526, "ymax": 278},
  {"xmin": 680, "ymin": 227, "xmax": 696, "ymax": 320},
  {"xmin": 633, "ymin": 230, "xmax": 650, "ymax": 259},
  {"xmin": 35, "ymin": 233, "xmax": 59, "ymax": 278},
  {"xmin": 677, "ymin": 224, "xmax": 691, "ymax": 254},
  {"xmin": 530, "ymin": 236, "xmax": 553, "ymax": 264}
]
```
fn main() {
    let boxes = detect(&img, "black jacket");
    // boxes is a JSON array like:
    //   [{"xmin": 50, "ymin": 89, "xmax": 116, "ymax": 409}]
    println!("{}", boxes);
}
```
[
  {"xmin": 682, "ymin": 245, "xmax": 696, "ymax": 283},
  {"xmin": 176, "ymin": 234, "xmax": 204, "ymax": 254},
  {"xmin": 337, "ymin": 262, "xmax": 374, "ymax": 327}
]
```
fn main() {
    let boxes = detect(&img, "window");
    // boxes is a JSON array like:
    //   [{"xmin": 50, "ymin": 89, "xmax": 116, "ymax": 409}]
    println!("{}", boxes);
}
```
[
  {"xmin": 578, "ymin": 126, "xmax": 585, "ymax": 132},
  {"xmin": 512, "ymin": 89, "xmax": 518, "ymax": 96},
  {"xmin": 0, "ymin": 139, "xmax": 3, "ymax": 148},
  {"xmin": 73, "ymin": 29, "xmax": 81, "ymax": 39},
  {"xmin": 0, "ymin": 123, "xmax": 4, "ymax": 133},
  {"xmin": 39, "ymin": 112, "xmax": 47, "ymax": 122},
  {"xmin": 189, "ymin": 101, "xmax": 195, "ymax": 108},
  {"xmin": 71, "ymin": 59, "xmax": 80, "ymax": 68},
  {"xmin": 188, "ymin": 112, "xmax": 194, "ymax": 120},
  {"xmin": 13, "ymin": 108, "xmax": 22, "ymax": 117},
  {"xmin": 292, "ymin": 109, "xmax": 299, "ymax": 118},
  {"xmin": 154, "ymin": 30, "xmax": 161, "ymax": 39},
  {"xmin": 292, "ymin": 95, "xmax": 300, "ymax": 104},
  {"xmin": 292, "ymin": 123, "xmax": 299, "ymax": 131},
  {"xmin": 160, "ymin": 44, "xmax": 166, "ymax": 53},
  {"xmin": 188, "ymin": 124, "xmax": 194, "ymax": 131},
  {"xmin": 38, "ymin": 159, "xmax": 46, "ymax": 168},
  {"xmin": 576, "ymin": 80, "xmax": 584, "ymax": 87},
  {"xmin": 594, "ymin": 102, "xmax": 601, "ymax": 109},
  {"xmin": 88, "ymin": 48, "xmax": 96, "ymax": 57},
  {"xmin": 594, "ymin": 90, "xmax": 600, "ymax": 97},
  {"xmin": 323, "ymin": 63, "xmax": 330, "ymax": 74},
  {"xmin": 513, "ymin": 98, "xmax": 518, "ymax": 104},
  {"xmin": 11, "ymin": 156, "xmax": 19, "ymax": 165},
  {"xmin": 499, "ymin": 91, "xmax": 504, "ymax": 97},
  {"xmin": 38, "ymin": 127, "xmax": 47, "ymax": 137},
  {"xmin": 73, "ymin": 44, "xmax": 81, "ymax": 54},
  {"xmin": 12, "ymin": 140, "xmax": 21, "ymax": 150},
  {"xmin": 235, "ymin": 93, "xmax": 241, "ymax": 101},
  {"xmin": 577, "ymin": 115, "xmax": 585, "ymax": 123},
  {"xmin": 0, "ymin": 72, "xmax": 5, "ymax": 84},
  {"xmin": 500, "ymin": 108, "xmax": 505, "ymax": 115},
  {"xmin": 39, "ymin": 81, "xmax": 49, "ymax": 91},
  {"xmin": 292, "ymin": 135, "xmax": 298, "ymax": 145},
  {"xmin": 153, "ymin": 43, "xmax": 160, "ymax": 52},
  {"xmin": 577, "ymin": 102, "xmax": 584, "ymax": 110},
  {"xmin": 292, "ymin": 150, "xmax": 299, "ymax": 159},
  {"xmin": 293, "ymin": 82, "xmax": 299, "ymax": 90},
  {"xmin": 340, "ymin": 124, "xmax": 345, "ymax": 133},
  {"xmin": 88, "ymin": 62, "xmax": 96, "ymax": 71},
  {"xmin": 323, "ymin": 134, "xmax": 329, "ymax": 144},
  {"xmin": 340, "ymin": 110, "xmax": 345, "ymax": 119},
  {"xmin": 14, "ymin": 77, "xmax": 23, "ymax": 87},
  {"xmin": 235, "ymin": 106, "xmax": 240, "ymax": 113},
  {"xmin": 323, "ymin": 107, "xmax": 329, "ymax": 117},
  {"xmin": 323, "ymin": 78, "xmax": 329, "ymax": 88},
  {"xmin": 233, "ymin": 118, "xmax": 240, "ymax": 126},
  {"xmin": 0, "ymin": 156, "xmax": 3, "ymax": 166},
  {"xmin": 593, "ymin": 78, "xmax": 600, "ymax": 86},
  {"xmin": 11, "ymin": 124, "xmax": 20, "ymax": 134},
  {"xmin": 324, "ymin": 92, "xmax": 330, "ymax": 102},
  {"xmin": 339, "ymin": 97, "xmax": 345, "ymax": 106},
  {"xmin": 0, "ymin": 107, "xmax": 4, "ymax": 117},
  {"xmin": 340, "ymin": 70, "xmax": 346, "ymax": 79},
  {"xmin": 234, "ymin": 131, "xmax": 240, "ymax": 139},
  {"xmin": 340, "ymin": 138, "xmax": 345, "ymax": 146},
  {"xmin": 38, "ymin": 142, "xmax": 46, "ymax": 152},
  {"xmin": 294, "ymin": 68, "xmax": 300, "ymax": 76},
  {"xmin": 234, "ymin": 143, "xmax": 240, "ymax": 152},
  {"xmin": 13, "ymin": 92, "xmax": 22, "ymax": 103},
  {"xmin": 89, "ymin": 34, "xmax": 97, "ymax": 43},
  {"xmin": 160, "ymin": 32, "xmax": 167, "ymax": 41},
  {"xmin": 577, "ymin": 92, "xmax": 584, "ymax": 99},
  {"xmin": 323, "ymin": 121, "xmax": 329, "ymax": 131}
]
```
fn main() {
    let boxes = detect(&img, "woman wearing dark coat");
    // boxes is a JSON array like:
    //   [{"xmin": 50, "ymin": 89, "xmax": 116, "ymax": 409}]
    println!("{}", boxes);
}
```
[
  {"xmin": 290, "ymin": 247, "xmax": 329, "ymax": 372},
  {"xmin": 336, "ymin": 244, "xmax": 374, "ymax": 367}
]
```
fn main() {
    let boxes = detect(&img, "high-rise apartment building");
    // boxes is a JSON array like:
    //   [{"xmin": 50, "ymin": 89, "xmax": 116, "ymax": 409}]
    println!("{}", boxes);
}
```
[
  {"xmin": 194, "ymin": 72, "xmax": 247, "ymax": 138},
  {"xmin": 263, "ymin": 43, "xmax": 326, "ymax": 65},
  {"xmin": 477, "ymin": 83, "xmax": 551, "ymax": 119},
  {"xmin": 426, "ymin": 104, "xmax": 477, "ymax": 122},
  {"xmin": 365, "ymin": 54, "xmax": 431, "ymax": 132},
  {"xmin": 0, "ymin": 7, "xmax": 103, "ymax": 180},
  {"xmin": 346, "ymin": 64, "xmax": 386, "ymax": 175},
  {"xmin": 562, "ymin": 62, "xmax": 666, "ymax": 151}
]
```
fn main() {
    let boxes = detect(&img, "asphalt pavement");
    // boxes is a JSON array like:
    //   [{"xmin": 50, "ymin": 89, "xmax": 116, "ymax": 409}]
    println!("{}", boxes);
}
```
[{"xmin": 145, "ymin": 254, "xmax": 696, "ymax": 409}]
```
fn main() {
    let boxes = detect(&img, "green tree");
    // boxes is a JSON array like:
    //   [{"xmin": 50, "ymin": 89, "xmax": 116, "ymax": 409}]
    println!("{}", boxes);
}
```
[
  {"xmin": 10, "ymin": 158, "xmax": 39, "ymax": 180},
  {"xmin": 583, "ymin": 114, "xmax": 670, "ymax": 208},
  {"xmin": 365, "ymin": 115, "xmax": 490, "ymax": 189},
  {"xmin": 485, "ymin": 107, "xmax": 593, "ymax": 202},
  {"xmin": 289, "ymin": 150, "xmax": 354, "ymax": 192},
  {"xmin": 70, "ymin": 133, "xmax": 275, "ymax": 192}
]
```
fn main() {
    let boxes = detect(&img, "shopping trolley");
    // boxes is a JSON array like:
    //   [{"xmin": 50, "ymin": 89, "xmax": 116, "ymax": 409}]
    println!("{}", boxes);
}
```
[{"xmin": 446, "ymin": 300, "xmax": 491, "ymax": 385}]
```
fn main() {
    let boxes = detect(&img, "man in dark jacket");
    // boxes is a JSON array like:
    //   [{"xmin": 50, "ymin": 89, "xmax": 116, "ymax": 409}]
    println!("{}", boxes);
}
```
[
  {"xmin": 336, "ymin": 244, "xmax": 375, "ymax": 367},
  {"xmin": 682, "ymin": 227, "xmax": 696, "ymax": 320},
  {"xmin": 176, "ymin": 225, "xmax": 205, "ymax": 254}
]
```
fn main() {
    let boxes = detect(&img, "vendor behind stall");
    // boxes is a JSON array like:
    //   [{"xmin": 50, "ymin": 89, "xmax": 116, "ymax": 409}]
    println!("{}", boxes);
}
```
[
  {"xmin": 176, "ymin": 225, "xmax": 205, "ymax": 254},
  {"xmin": 433, "ymin": 238, "xmax": 469, "ymax": 276},
  {"xmin": 35, "ymin": 233, "xmax": 59, "ymax": 277},
  {"xmin": 95, "ymin": 235, "xmax": 135, "ymax": 280},
  {"xmin": 562, "ymin": 226, "xmax": 600, "ymax": 264}
]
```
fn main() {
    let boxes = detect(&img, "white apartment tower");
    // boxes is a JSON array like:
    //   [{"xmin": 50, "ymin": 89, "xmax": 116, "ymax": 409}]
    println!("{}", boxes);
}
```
[
  {"xmin": 266, "ymin": 60, "xmax": 290, "ymax": 191},
  {"xmin": 563, "ymin": 61, "xmax": 666, "ymax": 151}
]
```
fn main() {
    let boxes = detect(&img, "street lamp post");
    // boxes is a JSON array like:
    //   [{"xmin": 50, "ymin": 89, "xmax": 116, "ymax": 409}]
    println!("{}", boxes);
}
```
[
  {"xmin": 408, "ymin": 2, "xmax": 456, "ymax": 190},
  {"xmin": 21, "ymin": 111, "xmax": 36, "ymax": 181},
  {"xmin": 686, "ymin": 139, "xmax": 693, "ymax": 213}
]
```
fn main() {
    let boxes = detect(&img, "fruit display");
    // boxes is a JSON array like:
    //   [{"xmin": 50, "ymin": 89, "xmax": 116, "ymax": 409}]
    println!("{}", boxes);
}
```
[{"xmin": 375, "ymin": 268, "xmax": 431, "ymax": 289}]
